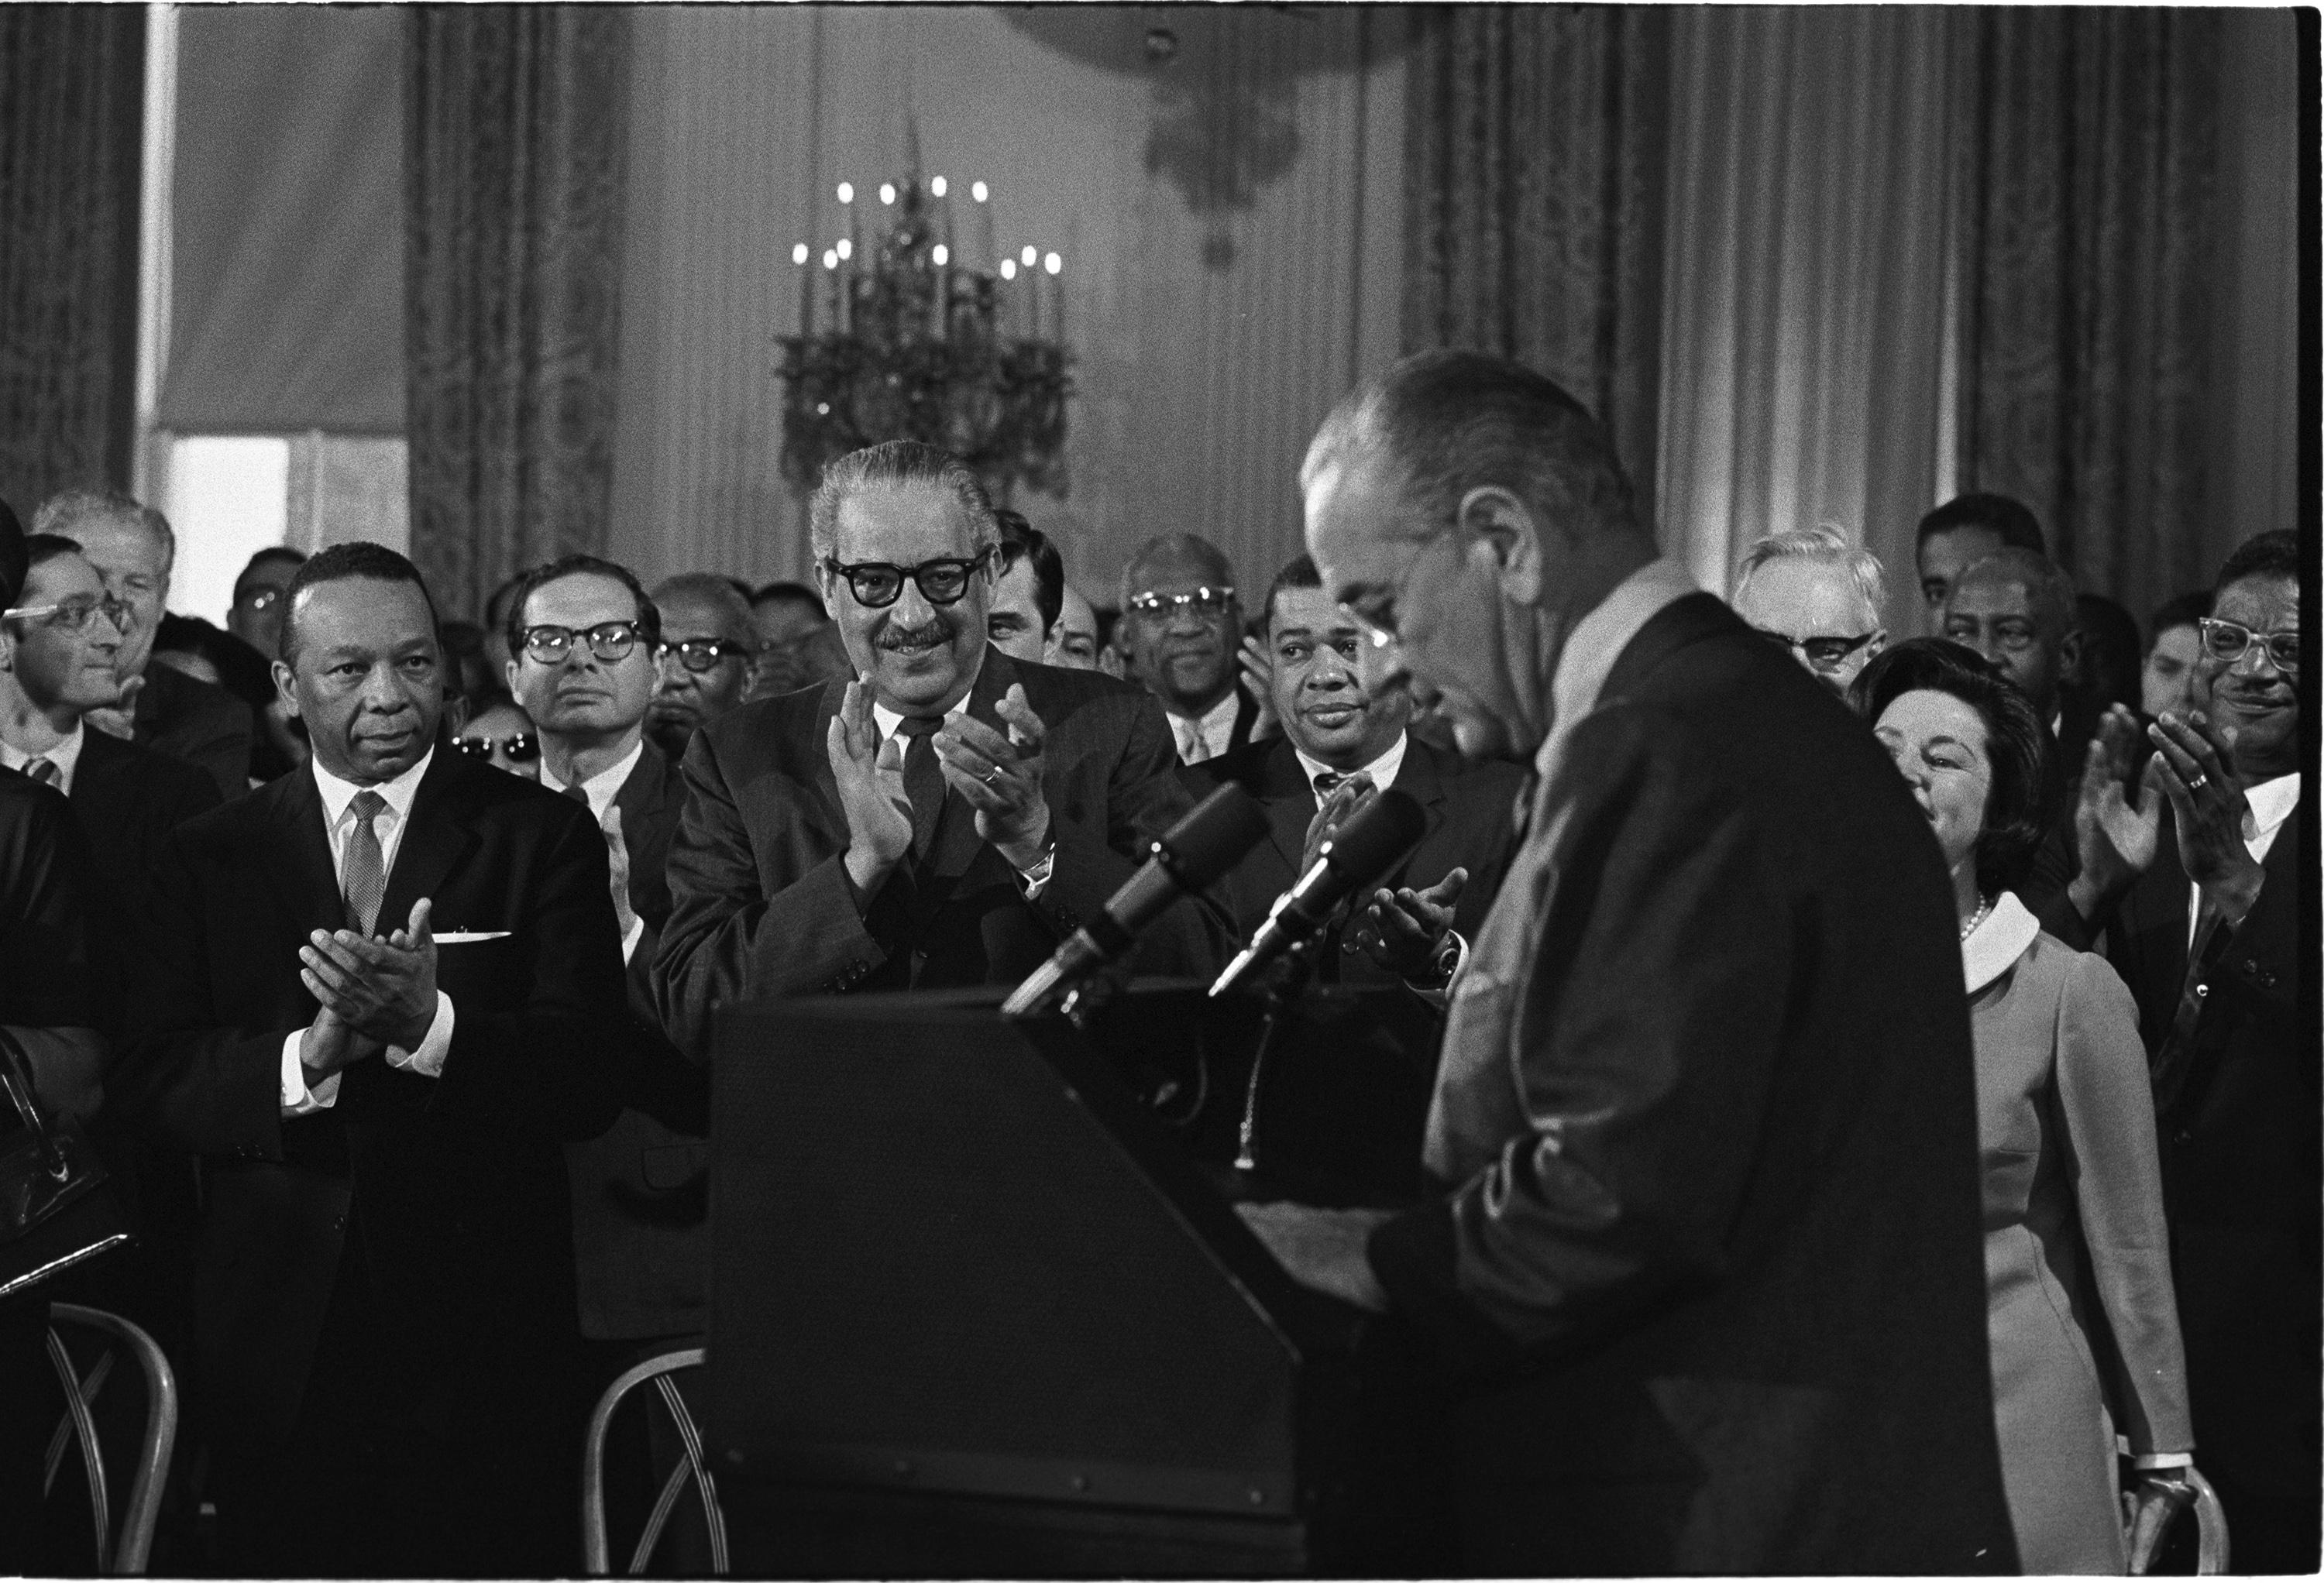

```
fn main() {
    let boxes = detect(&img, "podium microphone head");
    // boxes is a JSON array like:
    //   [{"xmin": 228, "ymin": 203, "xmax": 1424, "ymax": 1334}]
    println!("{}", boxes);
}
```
[{"xmin": 1208, "ymin": 786, "xmax": 1428, "ymax": 997}]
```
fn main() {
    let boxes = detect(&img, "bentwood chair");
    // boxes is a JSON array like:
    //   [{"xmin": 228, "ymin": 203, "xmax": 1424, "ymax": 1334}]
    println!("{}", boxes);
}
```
[
  {"xmin": 582, "ymin": 1346, "xmax": 730, "ymax": 1575},
  {"xmin": 43, "ymin": 1302, "xmax": 180, "ymax": 1574}
]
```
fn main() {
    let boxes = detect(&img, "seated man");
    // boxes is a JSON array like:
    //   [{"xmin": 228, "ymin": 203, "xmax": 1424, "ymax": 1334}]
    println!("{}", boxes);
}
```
[
  {"xmin": 1206, "ymin": 554, "xmax": 1521, "ymax": 993},
  {"xmin": 645, "ymin": 572, "xmax": 758, "ymax": 762},
  {"xmin": 988, "ymin": 510, "xmax": 1064, "ymax": 666},
  {"xmin": 33, "ymin": 489, "xmax": 254, "ymax": 798},
  {"xmin": 747, "ymin": 579, "xmax": 845, "ymax": 700},
  {"xmin": 1117, "ymin": 533, "xmax": 1263, "ymax": 764},
  {"xmin": 113, "ymin": 541, "xmax": 631, "ymax": 1577},
  {"xmin": 1048, "ymin": 584, "xmax": 1102, "ymax": 670},
  {"xmin": 655, "ymin": 440, "xmax": 1219, "ymax": 1052},
  {"xmin": 1727, "ymin": 526, "xmax": 1888, "ymax": 695}
]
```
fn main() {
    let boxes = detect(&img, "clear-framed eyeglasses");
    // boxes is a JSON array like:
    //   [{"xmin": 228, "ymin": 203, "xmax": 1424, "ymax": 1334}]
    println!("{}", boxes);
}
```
[
  {"xmin": 2196, "ymin": 616, "xmax": 2298, "ymax": 673},
  {"xmin": 1126, "ymin": 585, "xmax": 1236, "ymax": 623},
  {"xmin": 4, "ymin": 596, "xmax": 131, "ymax": 633}
]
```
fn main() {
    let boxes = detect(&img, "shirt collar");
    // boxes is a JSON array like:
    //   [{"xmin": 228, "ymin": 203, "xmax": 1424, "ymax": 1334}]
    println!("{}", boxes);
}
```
[
  {"xmin": 1534, "ymin": 558, "xmax": 1699, "ymax": 781},
  {"xmin": 540, "ymin": 738, "xmax": 644, "ymax": 809},
  {"xmin": 1294, "ymin": 730, "xmax": 1409, "ymax": 798},
  {"xmin": 311, "ymin": 744, "xmax": 435, "ymax": 826},
  {"xmin": 1963, "ymin": 891, "xmax": 2042, "ymax": 994},
  {"xmin": 0, "ymin": 719, "xmax": 84, "ymax": 785},
  {"xmin": 2244, "ymin": 772, "xmax": 2302, "ymax": 838},
  {"xmin": 871, "ymin": 698, "xmax": 970, "ymax": 740}
]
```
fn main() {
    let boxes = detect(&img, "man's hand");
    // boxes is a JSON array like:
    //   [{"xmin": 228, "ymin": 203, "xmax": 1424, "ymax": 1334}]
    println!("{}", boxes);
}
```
[
  {"xmin": 826, "ymin": 676, "xmax": 913, "ymax": 893},
  {"xmin": 297, "ymin": 1002, "xmax": 383, "ymax": 1082},
  {"xmin": 936, "ymin": 684, "xmax": 1052, "ymax": 870},
  {"xmin": 1238, "ymin": 633, "xmax": 1281, "ymax": 742},
  {"xmin": 2067, "ymin": 705, "xmax": 2164, "ymax": 921},
  {"xmin": 2123, "ymin": 1470, "xmax": 2199, "ymax": 1574},
  {"xmin": 1234, "ymin": 1200, "xmax": 1391, "ymax": 1312},
  {"xmin": 84, "ymin": 673, "xmax": 143, "ymax": 741},
  {"xmin": 2150, "ymin": 709, "xmax": 2266, "ymax": 925},
  {"xmin": 602, "ymin": 805, "xmax": 638, "ymax": 939},
  {"xmin": 299, "ymin": 898, "xmax": 440, "ymax": 1050},
  {"xmin": 1353, "ymin": 867, "xmax": 1466, "ymax": 979},
  {"xmin": 1299, "ymin": 774, "xmax": 1376, "ymax": 877}
]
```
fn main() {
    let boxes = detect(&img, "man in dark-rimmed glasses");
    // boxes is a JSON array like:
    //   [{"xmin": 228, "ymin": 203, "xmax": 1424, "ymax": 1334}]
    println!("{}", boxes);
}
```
[
  {"xmin": 654, "ymin": 438, "xmax": 1217, "ymax": 1054},
  {"xmin": 1728, "ymin": 526, "xmax": 1889, "ymax": 695}
]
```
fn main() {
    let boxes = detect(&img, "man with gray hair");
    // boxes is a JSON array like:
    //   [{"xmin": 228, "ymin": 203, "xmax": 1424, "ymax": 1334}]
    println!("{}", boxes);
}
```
[
  {"xmin": 33, "ymin": 488, "xmax": 253, "ymax": 797},
  {"xmin": 654, "ymin": 440, "xmax": 1218, "ymax": 1055},
  {"xmin": 1233, "ymin": 351, "xmax": 2016, "ymax": 1574},
  {"xmin": 645, "ymin": 572, "xmax": 760, "ymax": 762},
  {"xmin": 1116, "ymin": 533, "xmax": 1261, "ymax": 764},
  {"xmin": 1728, "ymin": 525, "xmax": 1889, "ymax": 695}
]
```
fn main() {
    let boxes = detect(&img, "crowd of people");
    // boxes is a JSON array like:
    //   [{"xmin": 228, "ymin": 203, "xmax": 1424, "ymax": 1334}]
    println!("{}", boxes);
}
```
[{"xmin": 0, "ymin": 349, "xmax": 2307, "ymax": 1577}]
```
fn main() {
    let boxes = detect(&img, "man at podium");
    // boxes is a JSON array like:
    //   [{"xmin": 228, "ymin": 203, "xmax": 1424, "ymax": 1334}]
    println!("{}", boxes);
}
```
[{"xmin": 1237, "ymin": 352, "xmax": 2020, "ymax": 1575}]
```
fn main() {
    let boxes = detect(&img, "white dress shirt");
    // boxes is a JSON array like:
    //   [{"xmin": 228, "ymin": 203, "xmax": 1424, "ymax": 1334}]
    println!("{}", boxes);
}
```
[
  {"xmin": 1170, "ymin": 689, "xmax": 1241, "ymax": 765},
  {"xmin": 280, "ymin": 748, "xmax": 456, "ymax": 1115},
  {"xmin": 539, "ymin": 738, "xmax": 648, "ymax": 963},
  {"xmin": 0, "ymin": 720, "xmax": 88, "ymax": 794},
  {"xmin": 1293, "ymin": 732, "xmax": 1410, "ymax": 805},
  {"xmin": 870, "ymin": 696, "xmax": 1052, "ymax": 897},
  {"xmin": 2188, "ymin": 771, "xmax": 2300, "ymax": 947}
]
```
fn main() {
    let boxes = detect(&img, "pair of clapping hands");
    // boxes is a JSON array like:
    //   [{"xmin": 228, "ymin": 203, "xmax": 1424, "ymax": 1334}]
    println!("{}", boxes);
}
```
[
  {"xmin": 297, "ymin": 898, "xmax": 440, "ymax": 1077},
  {"xmin": 1303, "ymin": 773, "xmax": 1465, "ymax": 980},
  {"xmin": 823, "ymin": 675, "xmax": 1052, "ymax": 892},
  {"xmin": 2071, "ymin": 705, "xmax": 2267, "ymax": 926}
]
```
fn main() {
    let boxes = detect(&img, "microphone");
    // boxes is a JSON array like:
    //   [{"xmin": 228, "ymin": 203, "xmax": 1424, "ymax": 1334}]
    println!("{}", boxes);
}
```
[
  {"xmin": 1208, "ymin": 787, "xmax": 1427, "ymax": 998},
  {"xmin": 1001, "ymin": 783, "xmax": 1271, "ymax": 1017}
]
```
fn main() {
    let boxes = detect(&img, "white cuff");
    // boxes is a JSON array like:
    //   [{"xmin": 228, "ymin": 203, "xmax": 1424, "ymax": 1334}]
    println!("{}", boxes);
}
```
[
  {"xmin": 2134, "ymin": 1452, "xmax": 2195, "ymax": 1471},
  {"xmin": 1014, "ymin": 845, "xmax": 1057, "ymax": 901},
  {"xmin": 385, "ymin": 991, "xmax": 456, "ymax": 1079},
  {"xmin": 620, "ymin": 912, "xmax": 646, "ymax": 965},
  {"xmin": 280, "ymin": 1029, "xmax": 342, "ymax": 1114}
]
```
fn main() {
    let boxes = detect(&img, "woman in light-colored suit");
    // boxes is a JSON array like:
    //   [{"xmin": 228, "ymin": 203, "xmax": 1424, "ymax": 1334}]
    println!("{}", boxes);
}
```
[{"xmin": 1856, "ymin": 640, "xmax": 2199, "ymax": 1574}]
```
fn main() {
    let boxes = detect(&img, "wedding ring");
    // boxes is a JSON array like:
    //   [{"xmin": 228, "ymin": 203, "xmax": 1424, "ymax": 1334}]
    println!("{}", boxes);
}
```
[
  {"xmin": 982, "ymin": 764, "xmax": 1002, "ymax": 785},
  {"xmin": 2187, "ymin": 771, "xmax": 2209, "ymax": 792}
]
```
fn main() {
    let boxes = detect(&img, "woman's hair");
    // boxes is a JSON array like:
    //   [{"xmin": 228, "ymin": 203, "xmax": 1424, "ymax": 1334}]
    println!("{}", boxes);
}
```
[{"xmin": 1848, "ymin": 637, "xmax": 2050, "ymax": 897}]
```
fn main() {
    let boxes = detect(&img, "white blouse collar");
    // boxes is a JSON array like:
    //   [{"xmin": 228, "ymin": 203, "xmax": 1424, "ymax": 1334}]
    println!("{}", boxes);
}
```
[{"xmin": 1961, "ymin": 890, "xmax": 2041, "ymax": 994}]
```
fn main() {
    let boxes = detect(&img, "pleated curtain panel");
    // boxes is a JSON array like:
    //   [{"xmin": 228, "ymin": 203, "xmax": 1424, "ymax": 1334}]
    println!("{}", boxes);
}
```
[
  {"xmin": 404, "ymin": 5, "xmax": 631, "ymax": 622},
  {"xmin": 0, "ymin": 4, "xmax": 144, "ymax": 513}
]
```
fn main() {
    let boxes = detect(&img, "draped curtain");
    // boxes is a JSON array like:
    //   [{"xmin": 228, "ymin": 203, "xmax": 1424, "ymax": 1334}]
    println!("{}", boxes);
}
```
[
  {"xmin": 1954, "ymin": 9, "xmax": 2225, "ymax": 618},
  {"xmin": 405, "ymin": 6, "xmax": 629, "ymax": 620},
  {"xmin": 1401, "ymin": 5, "xmax": 1669, "ymax": 531},
  {"xmin": 0, "ymin": 5, "xmax": 143, "ymax": 513}
]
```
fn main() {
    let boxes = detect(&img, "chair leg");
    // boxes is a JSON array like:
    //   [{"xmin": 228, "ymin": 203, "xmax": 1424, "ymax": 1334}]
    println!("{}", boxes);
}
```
[{"xmin": 45, "ymin": 1329, "xmax": 111, "ymax": 1573}]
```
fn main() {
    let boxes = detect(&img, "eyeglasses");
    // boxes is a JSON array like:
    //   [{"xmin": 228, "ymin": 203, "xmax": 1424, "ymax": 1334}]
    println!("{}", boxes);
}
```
[
  {"xmin": 1126, "ymin": 585, "xmax": 1236, "ymax": 623},
  {"xmin": 1755, "ymin": 628, "xmax": 1881, "ymax": 671},
  {"xmin": 655, "ymin": 637, "xmax": 755, "ymax": 674},
  {"xmin": 234, "ymin": 586, "xmax": 284, "ymax": 611},
  {"xmin": 2198, "ymin": 617, "xmax": 2299, "ymax": 672},
  {"xmin": 821, "ymin": 549, "xmax": 995, "ymax": 610},
  {"xmin": 452, "ymin": 732, "xmax": 540, "ymax": 764},
  {"xmin": 4, "ymin": 596, "xmax": 130, "ymax": 633},
  {"xmin": 521, "ymin": 621, "xmax": 646, "ymax": 665}
]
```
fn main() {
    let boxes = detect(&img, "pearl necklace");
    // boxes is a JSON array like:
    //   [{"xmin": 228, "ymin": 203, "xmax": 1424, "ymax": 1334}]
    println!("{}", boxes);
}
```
[{"xmin": 1959, "ymin": 895, "xmax": 1993, "ymax": 941}]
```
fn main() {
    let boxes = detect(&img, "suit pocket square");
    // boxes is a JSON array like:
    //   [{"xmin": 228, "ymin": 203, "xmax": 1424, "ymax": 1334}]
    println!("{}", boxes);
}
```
[{"xmin": 436, "ymin": 931, "xmax": 513, "ymax": 944}]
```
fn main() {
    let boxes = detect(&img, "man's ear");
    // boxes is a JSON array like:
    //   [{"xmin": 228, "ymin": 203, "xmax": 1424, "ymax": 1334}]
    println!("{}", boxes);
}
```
[
  {"xmin": 2057, "ymin": 627, "xmax": 2086, "ymax": 688},
  {"xmin": 270, "ymin": 658, "xmax": 301, "ymax": 720},
  {"xmin": 1456, "ymin": 485, "xmax": 1543, "ymax": 606}
]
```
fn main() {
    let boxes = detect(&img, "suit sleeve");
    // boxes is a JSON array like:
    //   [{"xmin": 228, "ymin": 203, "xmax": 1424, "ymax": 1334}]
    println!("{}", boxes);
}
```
[
  {"xmin": 652, "ymin": 726, "xmax": 891, "ymax": 1059},
  {"xmin": 166, "ymin": 690, "xmax": 256, "ymax": 802},
  {"xmin": 2051, "ymin": 948, "xmax": 2193, "ymax": 1455},
  {"xmin": 0, "ymin": 788, "xmax": 97, "ymax": 1032},
  {"xmin": 423, "ymin": 801, "xmax": 629, "ymax": 1140},
  {"xmin": 1369, "ymin": 709, "xmax": 1795, "ymax": 1359}
]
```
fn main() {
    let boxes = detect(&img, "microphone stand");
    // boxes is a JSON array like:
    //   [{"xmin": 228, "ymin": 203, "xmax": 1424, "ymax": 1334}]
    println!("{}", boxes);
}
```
[{"xmin": 1232, "ymin": 932, "xmax": 1322, "ymax": 1175}]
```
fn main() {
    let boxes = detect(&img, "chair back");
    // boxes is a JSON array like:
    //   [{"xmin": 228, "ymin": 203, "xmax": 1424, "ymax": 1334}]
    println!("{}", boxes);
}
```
[
  {"xmin": 43, "ymin": 1302, "xmax": 179, "ymax": 1574},
  {"xmin": 582, "ymin": 1346, "xmax": 729, "ymax": 1575}
]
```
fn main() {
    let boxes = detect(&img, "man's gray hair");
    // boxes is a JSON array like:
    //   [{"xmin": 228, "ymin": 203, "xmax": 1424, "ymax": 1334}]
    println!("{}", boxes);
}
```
[
  {"xmin": 651, "ymin": 572, "xmax": 759, "ymax": 647},
  {"xmin": 1731, "ymin": 526, "xmax": 1888, "ymax": 621},
  {"xmin": 1118, "ymin": 533, "xmax": 1237, "ymax": 613},
  {"xmin": 32, "ymin": 488, "xmax": 176, "ymax": 572},
  {"xmin": 1300, "ymin": 349, "xmax": 1640, "ymax": 553},
  {"xmin": 1956, "ymin": 545, "xmax": 2078, "ymax": 635},
  {"xmin": 807, "ymin": 440, "xmax": 999, "ymax": 562}
]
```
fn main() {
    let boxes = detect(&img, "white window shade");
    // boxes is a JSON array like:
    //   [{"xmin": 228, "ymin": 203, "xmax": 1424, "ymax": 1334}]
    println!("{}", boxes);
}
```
[{"xmin": 155, "ymin": 5, "xmax": 403, "ymax": 436}]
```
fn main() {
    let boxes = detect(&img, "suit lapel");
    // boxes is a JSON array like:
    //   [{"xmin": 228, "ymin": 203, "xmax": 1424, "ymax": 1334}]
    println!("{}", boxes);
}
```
[
  {"xmin": 1258, "ymin": 738, "xmax": 1313, "ymax": 877},
  {"xmin": 1597, "ymin": 592, "xmax": 1739, "ymax": 708},
  {"xmin": 259, "ymin": 768, "xmax": 347, "ymax": 939},
  {"xmin": 374, "ymin": 752, "xmax": 481, "ymax": 939},
  {"xmin": 1387, "ymin": 735, "xmax": 1450, "ymax": 889}
]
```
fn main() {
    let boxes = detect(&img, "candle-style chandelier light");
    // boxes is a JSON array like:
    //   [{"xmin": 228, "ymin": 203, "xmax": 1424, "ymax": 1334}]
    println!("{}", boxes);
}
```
[{"xmin": 778, "ymin": 162, "xmax": 1074, "ymax": 504}]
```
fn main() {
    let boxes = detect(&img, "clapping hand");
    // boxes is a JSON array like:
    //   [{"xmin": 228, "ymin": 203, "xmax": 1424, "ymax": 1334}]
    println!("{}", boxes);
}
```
[
  {"xmin": 84, "ymin": 673, "xmax": 143, "ymax": 741},
  {"xmin": 2068, "ymin": 705, "xmax": 2164, "ymax": 919},
  {"xmin": 602, "ymin": 805, "xmax": 638, "ymax": 939},
  {"xmin": 2149, "ymin": 709, "xmax": 2266, "ymax": 924},
  {"xmin": 826, "ymin": 675, "xmax": 913, "ymax": 891},
  {"xmin": 299, "ymin": 898, "xmax": 440, "ymax": 1051},
  {"xmin": 1238, "ymin": 634, "xmax": 1281, "ymax": 742},
  {"xmin": 935, "ymin": 684, "xmax": 1052, "ymax": 870},
  {"xmin": 1353, "ymin": 867, "xmax": 1466, "ymax": 979},
  {"xmin": 1300, "ymin": 774, "xmax": 1376, "ymax": 877}
]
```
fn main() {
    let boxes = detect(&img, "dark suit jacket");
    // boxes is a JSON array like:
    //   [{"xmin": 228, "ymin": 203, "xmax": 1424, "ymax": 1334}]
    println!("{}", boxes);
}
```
[
  {"xmin": 1205, "ymin": 731, "xmax": 1523, "ymax": 989},
  {"xmin": 655, "ymin": 646, "xmax": 1218, "ymax": 1055},
  {"xmin": 68, "ymin": 726, "xmax": 221, "ymax": 1021},
  {"xmin": 114, "ymin": 749, "xmax": 631, "ymax": 1459},
  {"xmin": 0, "ymin": 771, "xmax": 95, "ymax": 1032},
  {"xmin": 2035, "ymin": 799, "xmax": 2315, "ymax": 1544},
  {"xmin": 1367, "ymin": 593, "xmax": 2016, "ymax": 1575},
  {"xmin": 132, "ymin": 660, "xmax": 254, "ymax": 802},
  {"xmin": 566, "ymin": 740, "xmax": 711, "ymax": 1341}
]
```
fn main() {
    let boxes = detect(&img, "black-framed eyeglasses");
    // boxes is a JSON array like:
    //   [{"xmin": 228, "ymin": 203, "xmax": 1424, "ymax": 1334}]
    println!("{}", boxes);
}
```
[
  {"xmin": 521, "ymin": 621, "xmax": 646, "ymax": 665},
  {"xmin": 4, "ymin": 596, "xmax": 131, "ymax": 634},
  {"xmin": 1755, "ymin": 628, "xmax": 1881, "ymax": 671},
  {"xmin": 2198, "ymin": 617, "xmax": 2299, "ymax": 672},
  {"xmin": 655, "ymin": 637, "xmax": 755, "ymax": 674},
  {"xmin": 1126, "ymin": 585, "xmax": 1236, "ymax": 623},
  {"xmin": 820, "ymin": 548, "xmax": 995, "ymax": 610},
  {"xmin": 452, "ymin": 732, "xmax": 540, "ymax": 764}
]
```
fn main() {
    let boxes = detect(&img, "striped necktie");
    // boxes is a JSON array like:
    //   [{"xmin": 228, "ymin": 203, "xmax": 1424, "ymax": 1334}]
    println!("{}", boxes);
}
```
[{"xmin": 22, "ymin": 758, "xmax": 59, "ymax": 789}]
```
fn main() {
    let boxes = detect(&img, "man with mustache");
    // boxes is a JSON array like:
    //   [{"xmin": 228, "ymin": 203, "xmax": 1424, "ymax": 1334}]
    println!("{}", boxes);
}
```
[
  {"xmin": 655, "ymin": 440, "xmax": 1217, "ymax": 1049},
  {"xmin": 113, "ymin": 541, "xmax": 633, "ymax": 1576},
  {"xmin": 2035, "ymin": 528, "xmax": 2312, "ymax": 1572}
]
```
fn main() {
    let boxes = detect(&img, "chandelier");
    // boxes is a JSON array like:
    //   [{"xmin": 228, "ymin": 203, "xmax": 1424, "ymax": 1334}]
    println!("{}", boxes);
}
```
[{"xmin": 779, "ymin": 171, "xmax": 1074, "ymax": 504}]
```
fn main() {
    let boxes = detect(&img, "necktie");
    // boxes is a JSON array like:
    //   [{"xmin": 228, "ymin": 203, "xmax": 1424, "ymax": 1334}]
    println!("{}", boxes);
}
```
[
  {"xmin": 22, "ymin": 759, "xmax": 58, "ymax": 788},
  {"xmin": 1175, "ymin": 716, "xmax": 1212, "ymax": 765},
  {"xmin": 1312, "ymin": 771, "xmax": 1343, "ymax": 798},
  {"xmin": 892, "ymin": 716, "xmax": 946, "ymax": 862},
  {"xmin": 560, "ymin": 781, "xmax": 591, "ymax": 810},
  {"xmin": 2152, "ymin": 793, "xmax": 2251, "ymax": 1114},
  {"xmin": 342, "ymin": 790, "xmax": 388, "ymax": 936}
]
